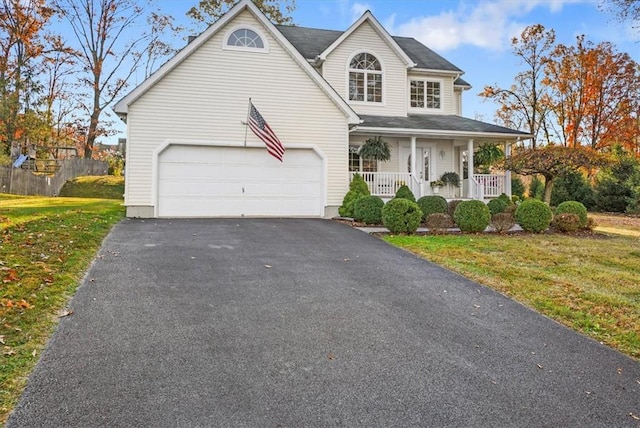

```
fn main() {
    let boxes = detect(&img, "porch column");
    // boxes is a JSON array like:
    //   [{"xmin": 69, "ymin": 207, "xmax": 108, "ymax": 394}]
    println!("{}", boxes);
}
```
[
  {"xmin": 410, "ymin": 136, "xmax": 417, "ymax": 181},
  {"xmin": 467, "ymin": 138, "xmax": 474, "ymax": 198},
  {"xmin": 504, "ymin": 140, "xmax": 512, "ymax": 197}
]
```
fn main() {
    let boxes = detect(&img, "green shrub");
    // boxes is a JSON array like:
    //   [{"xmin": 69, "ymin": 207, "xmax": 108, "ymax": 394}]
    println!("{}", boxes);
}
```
[
  {"xmin": 453, "ymin": 200, "xmax": 491, "ymax": 233},
  {"xmin": 529, "ymin": 176, "xmax": 545, "ymax": 200},
  {"xmin": 382, "ymin": 198, "xmax": 422, "ymax": 234},
  {"xmin": 511, "ymin": 176, "xmax": 526, "ymax": 199},
  {"xmin": 550, "ymin": 170, "xmax": 595, "ymax": 209},
  {"xmin": 395, "ymin": 184, "xmax": 416, "ymax": 202},
  {"xmin": 594, "ymin": 177, "xmax": 633, "ymax": 212},
  {"xmin": 515, "ymin": 199, "xmax": 553, "ymax": 233},
  {"xmin": 425, "ymin": 213, "xmax": 454, "ymax": 234},
  {"xmin": 417, "ymin": 195, "xmax": 448, "ymax": 221},
  {"xmin": 487, "ymin": 198, "xmax": 508, "ymax": 216},
  {"xmin": 555, "ymin": 201, "xmax": 588, "ymax": 228},
  {"xmin": 338, "ymin": 174, "xmax": 370, "ymax": 217},
  {"xmin": 552, "ymin": 213, "xmax": 582, "ymax": 233},
  {"xmin": 353, "ymin": 195, "xmax": 384, "ymax": 225},
  {"xmin": 490, "ymin": 213, "xmax": 515, "ymax": 233},
  {"xmin": 496, "ymin": 193, "xmax": 510, "ymax": 204},
  {"xmin": 448, "ymin": 200, "xmax": 463, "ymax": 217}
]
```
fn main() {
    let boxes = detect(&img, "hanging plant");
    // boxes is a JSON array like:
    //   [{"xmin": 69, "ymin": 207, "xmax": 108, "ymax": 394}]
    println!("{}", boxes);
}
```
[
  {"xmin": 440, "ymin": 171, "xmax": 461, "ymax": 187},
  {"xmin": 359, "ymin": 136, "xmax": 391, "ymax": 162}
]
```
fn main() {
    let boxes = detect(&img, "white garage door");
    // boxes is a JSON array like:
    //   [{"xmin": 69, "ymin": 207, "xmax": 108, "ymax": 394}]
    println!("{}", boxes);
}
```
[{"xmin": 157, "ymin": 145, "xmax": 324, "ymax": 217}]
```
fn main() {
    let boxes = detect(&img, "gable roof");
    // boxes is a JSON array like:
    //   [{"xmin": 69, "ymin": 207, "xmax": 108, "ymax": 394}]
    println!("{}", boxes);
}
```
[
  {"xmin": 275, "ymin": 26, "xmax": 463, "ymax": 74},
  {"xmin": 354, "ymin": 115, "xmax": 532, "ymax": 139},
  {"xmin": 317, "ymin": 11, "xmax": 415, "ymax": 68},
  {"xmin": 113, "ymin": 0, "xmax": 359, "ymax": 124}
]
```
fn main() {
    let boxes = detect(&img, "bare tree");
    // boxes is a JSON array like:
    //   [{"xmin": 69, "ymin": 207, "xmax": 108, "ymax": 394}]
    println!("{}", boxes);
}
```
[
  {"xmin": 479, "ymin": 24, "xmax": 556, "ymax": 148},
  {"xmin": 52, "ymin": 0, "xmax": 157, "ymax": 158},
  {"xmin": 187, "ymin": 0, "xmax": 296, "ymax": 27}
]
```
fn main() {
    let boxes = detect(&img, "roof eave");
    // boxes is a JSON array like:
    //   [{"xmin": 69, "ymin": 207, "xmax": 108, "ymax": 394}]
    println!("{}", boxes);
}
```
[{"xmin": 351, "ymin": 126, "xmax": 533, "ymax": 140}]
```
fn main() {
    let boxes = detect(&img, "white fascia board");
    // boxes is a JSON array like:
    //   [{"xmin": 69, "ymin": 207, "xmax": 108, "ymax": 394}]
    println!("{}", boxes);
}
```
[
  {"xmin": 409, "ymin": 68, "xmax": 462, "ymax": 77},
  {"xmin": 318, "ymin": 11, "xmax": 415, "ymax": 68},
  {"xmin": 113, "ymin": 0, "xmax": 360, "ymax": 125},
  {"xmin": 350, "ymin": 126, "xmax": 533, "ymax": 140}
]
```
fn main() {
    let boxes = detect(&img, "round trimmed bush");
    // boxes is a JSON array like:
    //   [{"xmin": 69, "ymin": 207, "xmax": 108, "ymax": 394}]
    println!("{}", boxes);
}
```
[
  {"xmin": 515, "ymin": 199, "xmax": 553, "ymax": 233},
  {"xmin": 353, "ymin": 195, "xmax": 384, "ymax": 225},
  {"xmin": 487, "ymin": 198, "xmax": 508, "ymax": 216},
  {"xmin": 382, "ymin": 198, "xmax": 422, "ymax": 234},
  {"xmin": 417, "ymin": 195, "xmax": 448, "ymax": 221},
  {"xmin": 453, "ymin": 200, "xmax": 491, "ymax": 233},
  {"xmin": 395, "ymin": 184, "xmax": 416, "ymax": 202},
  {"xmin": 555, "ymin": 201, "xmax": 588, "ymax": 228},
  {"xmin": 553, "ymin": 213, "xmax": 581, "ymax": 233}
]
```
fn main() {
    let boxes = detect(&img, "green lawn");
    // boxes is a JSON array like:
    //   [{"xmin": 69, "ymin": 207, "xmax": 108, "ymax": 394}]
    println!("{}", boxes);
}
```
[
  {"xmin": 58, "ymin": 175, "xmax": 124, "ymax": 199},
  {"xmin": 384, "ymin": 232, "xmax": 640, "ymax": 360},
  {"xmin": 0, "ymin": 195, "xmax": 124, "ymax": 424}
]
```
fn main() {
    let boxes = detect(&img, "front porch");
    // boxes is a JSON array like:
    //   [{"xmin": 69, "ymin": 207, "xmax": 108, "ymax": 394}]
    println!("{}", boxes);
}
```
[{"xmin": 350, "ymin": 172, "xmax": 508, "ymax": 201}]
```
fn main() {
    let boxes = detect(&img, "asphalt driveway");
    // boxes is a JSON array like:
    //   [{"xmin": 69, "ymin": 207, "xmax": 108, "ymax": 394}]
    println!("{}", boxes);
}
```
[{"xmin": 8, "ymin": 219, "xmax": 640, "ymax": 427}]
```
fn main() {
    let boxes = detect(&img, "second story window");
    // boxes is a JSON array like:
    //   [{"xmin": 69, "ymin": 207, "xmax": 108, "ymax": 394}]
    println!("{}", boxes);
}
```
[
  {"xmin": 410, "ymin": 80, "xmax": 441, "ymax": 109},
  {"xmin": 349, "ymin": 53, "xmax": 382, "ymax": 103}
]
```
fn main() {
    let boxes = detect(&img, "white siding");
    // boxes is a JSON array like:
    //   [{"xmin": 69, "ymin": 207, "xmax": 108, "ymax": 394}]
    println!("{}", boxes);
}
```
[
  {"xmin": 125, "ymin": 10, "xmax": 350, "ymax": 213},
  {"xmin": 322, "ymin": 21, "xmax": 408, "ymax": 117}
]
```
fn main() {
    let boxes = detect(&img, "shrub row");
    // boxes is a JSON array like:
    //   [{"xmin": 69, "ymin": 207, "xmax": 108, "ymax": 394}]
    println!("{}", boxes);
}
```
[{"xmin": 340, "ymin": 176, "xmax": 591, "ymax": 235}]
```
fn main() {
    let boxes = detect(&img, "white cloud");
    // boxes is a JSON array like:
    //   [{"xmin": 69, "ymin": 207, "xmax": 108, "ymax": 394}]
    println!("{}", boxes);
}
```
[{"xmin": 395, "ymin": 0, "xmax": 593, "ymax": 52}]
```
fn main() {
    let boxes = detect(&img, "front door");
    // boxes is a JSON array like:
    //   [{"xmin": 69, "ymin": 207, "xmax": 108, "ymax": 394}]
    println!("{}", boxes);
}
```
[{"xmin": 400, "ymin": 146, "xmax": 432, "ymax": 182}]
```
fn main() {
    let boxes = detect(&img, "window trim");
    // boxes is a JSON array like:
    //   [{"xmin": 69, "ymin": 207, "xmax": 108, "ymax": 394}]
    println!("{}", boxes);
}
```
[
  {"xmin": 408, "ymin": 78, "xmax": 444, "ymax": 112},
  {"xmin": 349, "ymin": 145, "xmax": 378, "ymax": 172},
  {"xmin": 346, "ymin": 51, "xmax": 385, "ymax": 105},
  {"xmin": 222, "ymin": 25, "xmax": 269, "ymax": 53}
]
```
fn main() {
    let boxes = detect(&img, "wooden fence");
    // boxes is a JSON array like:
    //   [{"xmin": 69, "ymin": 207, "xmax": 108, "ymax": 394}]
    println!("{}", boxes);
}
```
[{"xmin": 0, "ymin": 159, "xmax": 109, "ymax": 197}]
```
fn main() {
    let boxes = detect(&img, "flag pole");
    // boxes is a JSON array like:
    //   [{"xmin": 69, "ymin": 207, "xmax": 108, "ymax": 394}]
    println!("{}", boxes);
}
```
[{"xmin": 243, "ymin": 98, "xmax": 251, "ymax": 148}]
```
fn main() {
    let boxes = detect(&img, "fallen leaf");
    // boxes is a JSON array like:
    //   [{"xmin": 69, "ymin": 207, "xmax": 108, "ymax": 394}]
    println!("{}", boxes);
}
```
[
  {"xmin": 3, "ymin": 347, "xmax": 16, "ymax": 356},
  {"xmin": 536, "ymin": 364, "xmax": 544, "ymax": 370},
  {"xmin": 617, "ymin": 368, "xmax": 623, "ymax": 375},
  {"xmin": 473, "ymin": 304, "xmax": 481, "ymax": 308},
  {"xmin": 0, "ymin": 335, "xmax": 4, "ymax": 344},
  {"xmin": 59, "ymin": 309, "xmax": 73, "ymax": 318},
  {"xmin": 327, "ymin": 352, "xmax": 335, "ymax": 360},
  {"xmin": 630, "ymin": 413, "xmax": 640, "ymax": 421},
  {"xmin": 343, "ymin": 258, "xmax": 350, "ymax": 262},
  {"xmin": 32, "ymin": 350, "xmax": 37, "ymax": 357},
  {"xmin": 264, "ymin": 265, "xmax": 272, "ymax": 269},
  {"xmin": 16, "ymin": 299, "xmax": 31, "ymax": 309}
]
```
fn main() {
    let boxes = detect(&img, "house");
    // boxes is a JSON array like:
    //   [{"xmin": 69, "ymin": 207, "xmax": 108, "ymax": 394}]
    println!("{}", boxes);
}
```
[{"xmin": 114, "ymin": 0, "xmax": 530, "ymax": 218}]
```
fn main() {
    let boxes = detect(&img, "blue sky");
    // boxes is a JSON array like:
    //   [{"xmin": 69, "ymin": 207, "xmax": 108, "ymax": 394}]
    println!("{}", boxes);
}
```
[{"xmin": 112, "ymin": 0, "xmax": 638, "ymax": 143}]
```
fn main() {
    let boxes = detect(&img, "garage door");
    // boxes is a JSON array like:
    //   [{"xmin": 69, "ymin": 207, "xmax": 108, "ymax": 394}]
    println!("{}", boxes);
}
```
[{"xmin": 157, "ymin": 145, "xmax": 324, "ymax": 217}]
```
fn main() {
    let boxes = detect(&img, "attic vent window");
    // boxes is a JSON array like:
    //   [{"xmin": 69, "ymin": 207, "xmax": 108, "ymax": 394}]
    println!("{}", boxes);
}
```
[
  {"xmin": 349, "ymin": 53, "xmax": 382, "ymax": 103},
  {"xmin": 225, "ymin": 28, "xmax": 266, "ymax": 50}
]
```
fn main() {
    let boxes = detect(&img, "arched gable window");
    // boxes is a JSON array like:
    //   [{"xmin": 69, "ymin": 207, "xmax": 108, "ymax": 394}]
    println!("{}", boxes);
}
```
[
  {"xmin": 348, "ymin": 53, "xmax": 382, "ymax": 103},
  {"xmin": 224, "ymin": 27, "xmax": 268, "ymax": 51}
]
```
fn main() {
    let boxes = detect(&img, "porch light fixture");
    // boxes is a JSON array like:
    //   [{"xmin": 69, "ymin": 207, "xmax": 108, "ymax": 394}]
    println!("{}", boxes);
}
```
[{"xmin": 439, "ymin": 150, "xmax": 446, "ymax": 160}]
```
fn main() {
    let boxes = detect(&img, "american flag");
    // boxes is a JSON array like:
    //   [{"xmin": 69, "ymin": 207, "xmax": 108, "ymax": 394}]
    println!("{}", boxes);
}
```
[{"xmin": 248, "ymin": 101, "xmax": 285, "ymax": 162}]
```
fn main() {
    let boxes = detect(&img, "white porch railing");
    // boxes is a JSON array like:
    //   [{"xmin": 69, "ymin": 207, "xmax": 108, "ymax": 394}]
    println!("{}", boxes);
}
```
[
  {"xmin": 350, "ymin": 172, "xmax": 506, "ymax": 200},
  {"xmin": 350, "ymin": 172, "xmax": 413, "ymax": 198},
  {"xmin": 473, "ymin": 174, "xmax": 505, "ymax": 198}
]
